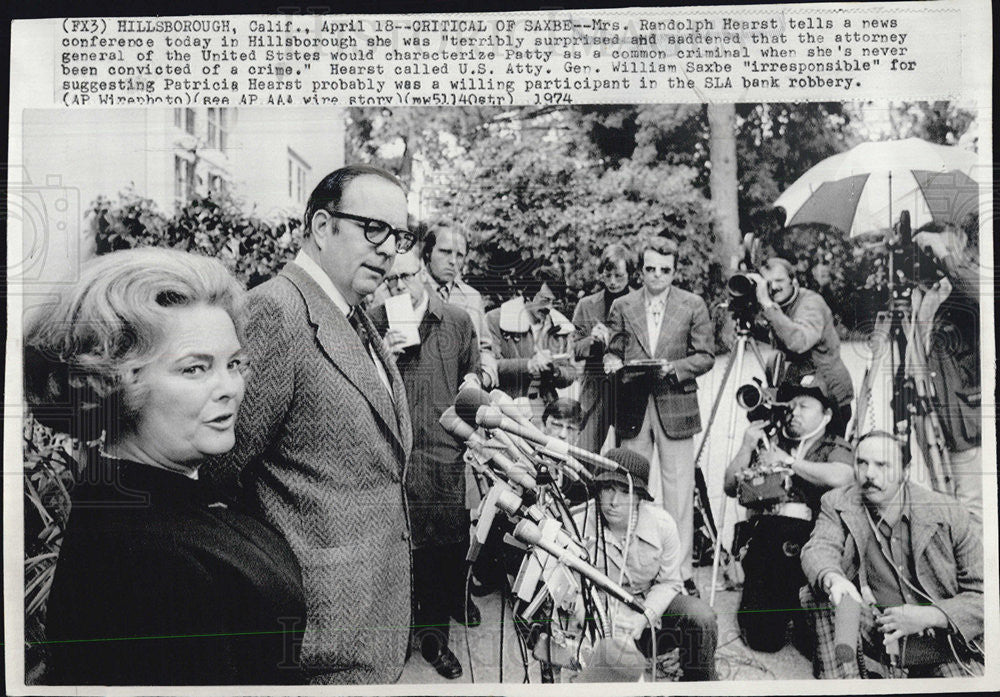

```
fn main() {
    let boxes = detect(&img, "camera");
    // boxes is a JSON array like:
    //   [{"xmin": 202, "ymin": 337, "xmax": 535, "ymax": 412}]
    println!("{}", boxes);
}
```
[
  {"xmin": 726, "ymin": 232, "xmax": 769, "ymax": 323},
  {"xmin": 735, "ymin": 381, "xmax": 791, "ymax": 433}
]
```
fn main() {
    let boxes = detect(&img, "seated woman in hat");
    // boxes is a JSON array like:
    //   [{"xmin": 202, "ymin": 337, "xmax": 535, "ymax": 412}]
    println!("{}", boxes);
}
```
[
  {"xmin": 24, "ymin": 248, "xmax": 305, "ymax": 685},
  {"xmin": 574, "ymin": 447, "xmax": 718, "ymax": 681}
]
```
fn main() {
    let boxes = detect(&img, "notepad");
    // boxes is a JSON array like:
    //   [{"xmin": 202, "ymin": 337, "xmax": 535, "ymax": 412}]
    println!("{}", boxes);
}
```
[{"xmin": 383, "ymin": 293, "xmax": 421, "ymax": 348}]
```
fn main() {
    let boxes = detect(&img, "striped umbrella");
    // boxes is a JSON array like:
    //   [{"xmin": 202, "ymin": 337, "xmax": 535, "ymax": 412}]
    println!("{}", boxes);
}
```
[{"xmin": 773, "ymin": 137, "xmax": 982, "ymax": 237}]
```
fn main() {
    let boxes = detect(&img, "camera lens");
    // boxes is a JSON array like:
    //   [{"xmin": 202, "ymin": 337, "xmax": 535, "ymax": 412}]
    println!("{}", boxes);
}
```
[{"xmin": 727, "ymin": 274, "xmax": 756, "ymax": 298}]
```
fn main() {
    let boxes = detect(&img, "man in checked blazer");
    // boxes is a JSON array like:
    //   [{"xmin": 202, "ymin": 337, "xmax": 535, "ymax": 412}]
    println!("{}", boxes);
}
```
[
  {"xmin": 205, "ymin": 165, "xmax": 415, "ymax": 684},
  {"xmin": 604, "ymin": 236, "xmax": 715, "ymax": 593}
]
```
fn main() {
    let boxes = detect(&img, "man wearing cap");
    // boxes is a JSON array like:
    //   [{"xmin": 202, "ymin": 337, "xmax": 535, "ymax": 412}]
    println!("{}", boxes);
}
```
[
  {"xmin": 575, "ymin": 447, "xmax": 718, "ymax": 681},
  {"xmin": 723, "ymin": 374, "xmax": 854, "ymax": 652}
]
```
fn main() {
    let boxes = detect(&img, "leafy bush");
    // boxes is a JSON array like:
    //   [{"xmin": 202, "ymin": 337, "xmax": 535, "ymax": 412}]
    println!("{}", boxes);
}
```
[
  {"xmin": 89, "ymin": 188, "xmax": 303, "ymax": 288},
  {"xmin": 23, "ymin": 417, "xmax": 80, "ymax": 682}
]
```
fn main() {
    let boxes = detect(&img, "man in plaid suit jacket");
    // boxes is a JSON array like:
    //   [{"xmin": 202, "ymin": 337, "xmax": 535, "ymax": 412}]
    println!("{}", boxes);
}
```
[
  {"xmin": 604, "ymin": 237, "xmax": 715, "ymax": 591},
  {"xmin": 205, "ymin": 166, "xmax": 414, "ymax": 684}
]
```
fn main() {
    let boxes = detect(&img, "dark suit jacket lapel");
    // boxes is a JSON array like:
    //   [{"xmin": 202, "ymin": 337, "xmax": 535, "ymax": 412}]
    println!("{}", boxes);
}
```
[
  {"xmin": 653, "ymin": 287, "xmax": 684, "ymax": 358},
  {"xmin": 622, "ymin": 292, "xmax": 652, "ymax": 357},
  {"xmin": 282, "ymin": 265, "xmax": 406, "ymax": 455}
]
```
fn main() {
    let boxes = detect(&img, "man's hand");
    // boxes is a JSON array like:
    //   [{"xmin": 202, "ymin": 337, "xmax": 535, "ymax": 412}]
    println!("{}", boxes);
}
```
[
  {"xmin": 876, "ymin": 604, "xmax": 948, "ymax": 644},
  {"xmin": 741, "ymin": 420, "xmax": 769, "ymax": 449},
  {"xmin": 612, "ymin": 607, "xmax": 650, "ymax": 640},
  {"xmin": 459, "ymin": 372, "xmax": 482, "ymax": 392},
  {"xmin": 382, "ymin": 328, "xmax": 409, "ymax": 356},
  {"xmin": 746, "ymin": 272, "xmax": 773, "ymax": 308},
  {"xmin": 823, "ymin": 572, "xmax": 863, "ymax": 607},
  {"xmin": 759, "ymin": 446, "xmax": 794, "ymax": 469},
  {"xmin": 657, "ymin": 360, "xmax": 675, "ymax": 380},
  {"xmin": 603, "ymin": 355, "xmax": 624, "ymax": 375},
  {"xmin": 528, "ymin": 348, "xmax": 554, "ymax": 377},
  {"xmin": 914, "ymin": 229, "xmax": 963, "ymax": 261},
  {"xmin": 590, "ymin": 322, "xmax": 612, "ymax": 346}
]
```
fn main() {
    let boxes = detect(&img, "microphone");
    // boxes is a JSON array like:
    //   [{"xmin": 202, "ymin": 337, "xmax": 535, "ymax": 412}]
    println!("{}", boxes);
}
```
[
  {"xmin": 833, "ymin": 594, "xmax": 862, "ymax": 667},
  {"xmin": 456, "ymin": 385, "xmax": 616, "ymax": 474},
  {"xmin": 440, "ymin": 408, "xmax": 536, "ymax": 491},
  {"xmin": 489, "ymin": 390, "xmax": 587, "ymax": 482},
  {"xmin": 513, "ymin": 519, "xmax": 645, "ymax": 614},
  {"xmin": 475, "ymin": 407, "xmax": 620, "ymax": 473}
]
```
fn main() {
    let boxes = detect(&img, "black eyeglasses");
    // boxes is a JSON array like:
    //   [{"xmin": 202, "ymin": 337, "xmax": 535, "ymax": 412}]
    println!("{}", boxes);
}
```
[
  {"xmin": 328, "ymin": 211, "xmax": 417, "ymax": 253},
  {"xmin": 384, "ymin": 271, "xmax": 419, "ymax": 286}
]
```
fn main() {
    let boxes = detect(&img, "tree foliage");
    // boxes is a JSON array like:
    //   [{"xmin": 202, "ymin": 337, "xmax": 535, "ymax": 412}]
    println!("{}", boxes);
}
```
[
  {"xmin": 89, "ymin": 188, "xmax": 303, "ymax": 288},
  {"xmin": 344, "ymin": 102, "xmax": 972, "ymax": 332}
]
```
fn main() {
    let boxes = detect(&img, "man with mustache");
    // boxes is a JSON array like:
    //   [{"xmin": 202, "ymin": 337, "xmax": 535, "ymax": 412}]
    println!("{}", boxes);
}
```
[
  {"xmin": 723, "ymin": 374, "xmax": 853, "ymax": 652},
  {"xmin": 742, "ymin": 257, "xmax": 854, "ymax": 436},
  {"xmin": 205, "ymin": 165, "xmax": 416, "ymax": 684},
  {"xmin": 800, "ymin": 431, "xmax": 983, "ymax": 678}
]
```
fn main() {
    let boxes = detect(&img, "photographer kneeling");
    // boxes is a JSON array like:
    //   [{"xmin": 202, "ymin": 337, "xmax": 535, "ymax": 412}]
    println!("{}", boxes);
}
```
[
  {"xmin": 799, "ymin": 431, "xmax": 983, "ymax": 679},
  {"xmin": 724, "ymin": 375, "xmax": 853, "ymax": 653},
  {"xmin": 736, "ymin": 258, "xmax": 854, "ymax": 436},
  {"xmin": 576, "ymin": 448, "xmax": 718, "ymax": 681}
]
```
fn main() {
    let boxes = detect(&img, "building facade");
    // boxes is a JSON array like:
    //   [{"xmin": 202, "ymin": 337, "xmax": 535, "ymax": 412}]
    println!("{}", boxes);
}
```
[{"xmin": 16, "ymin": 107, "xmax": 345, "ymax": 311}]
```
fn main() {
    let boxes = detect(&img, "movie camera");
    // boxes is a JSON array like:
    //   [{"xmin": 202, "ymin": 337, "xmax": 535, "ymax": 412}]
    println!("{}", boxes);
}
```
[{"xmin": 735, "ymin": 379, "xmax": 792, "ymax": 435}]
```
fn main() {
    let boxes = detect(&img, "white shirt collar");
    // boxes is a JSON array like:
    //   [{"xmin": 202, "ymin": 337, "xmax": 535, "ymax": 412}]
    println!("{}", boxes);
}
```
[
  {"xmin": 643, "ymin": 286, "xmax": 670, "ymax": 308},
  {"xmin": 294, "ymin": 249, "xmax": 352, "ymax": 316}
]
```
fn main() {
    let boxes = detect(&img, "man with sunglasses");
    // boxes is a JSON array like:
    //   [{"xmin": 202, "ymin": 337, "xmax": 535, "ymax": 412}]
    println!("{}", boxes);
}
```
[
  {"xmin": 604, "ymin": 236, "xmax": 715, "ymax": 597},
  {"xmin": 206, "ymin": 165, "xmax": 417, "ymax": 684}
]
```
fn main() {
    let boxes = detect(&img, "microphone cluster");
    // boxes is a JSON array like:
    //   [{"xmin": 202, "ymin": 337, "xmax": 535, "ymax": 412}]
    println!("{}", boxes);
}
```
[{"xmin": 439, "ymin": 386, "xmax": 645, "ymax": 626}]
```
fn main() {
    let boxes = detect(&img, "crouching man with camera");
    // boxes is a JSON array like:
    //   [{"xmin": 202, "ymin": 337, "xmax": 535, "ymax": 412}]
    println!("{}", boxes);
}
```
[
  {"xmin": 799, "ymin": 430, "xmax": 984, "ymax": 679},
  {"xmin": 723, "ymin": 375, "xmax": 854, "ymax": 652}
]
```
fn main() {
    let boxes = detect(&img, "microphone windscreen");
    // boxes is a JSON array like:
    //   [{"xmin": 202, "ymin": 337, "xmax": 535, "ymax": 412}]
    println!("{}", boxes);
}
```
[
  {"xmin": 454, "ymin": 385, "xmax": 492, "ymax": 426},
  {"xmin": 833, "ymin": 594, "xmax": 861, "ymax": 666},
  {"xmin": 439, "ymin": 407, "xmax": 475, "ymax": 441},
  {"xmin": 512, "ymin": 519, "xmax": 542, "ymax": 546}
]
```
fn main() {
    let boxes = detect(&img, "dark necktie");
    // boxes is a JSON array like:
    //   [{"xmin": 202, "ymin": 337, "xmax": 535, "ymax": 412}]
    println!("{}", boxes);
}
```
[
  {"xmin": 347, "ymin": 306, "xmax": 373, "ymax": 353},
  {"xmin": 437, "ymin": 283, "xmax": 450, "ymax": 302}
]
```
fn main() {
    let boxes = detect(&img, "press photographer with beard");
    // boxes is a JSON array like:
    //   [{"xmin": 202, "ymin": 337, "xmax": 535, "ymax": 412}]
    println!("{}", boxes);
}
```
[
  {"xmin": 742, "ymin": 258, "xmax": 854, "ymax": 436},
  {"xmin": 723, "ymin": 375, "xmax": 854, "ymax": 652},
  {"xmin": 571, "ymin": 243, "xmax": 634, "ymax": 454}
]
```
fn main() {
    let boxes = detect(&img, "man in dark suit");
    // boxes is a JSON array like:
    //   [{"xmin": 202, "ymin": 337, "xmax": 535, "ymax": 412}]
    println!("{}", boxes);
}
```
[
  {"xmin": 571, "ymin": 243, "xmax": 634, "ymax": 455},
  {"xmin": 371, "ymin": 248, "xmax": 480, "ymax": 680},
  {"xmin": 604, "ymin": 237, "xmax": 715, "ymax": 594},
  {"xmin": 205, "ymin": 165, "xmax": 415, "ymax": 684}
]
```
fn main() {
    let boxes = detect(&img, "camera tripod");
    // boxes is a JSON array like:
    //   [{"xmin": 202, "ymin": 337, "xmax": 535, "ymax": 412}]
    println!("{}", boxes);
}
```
[
  {"xmin": 850, "ymin": 282, "xmax": 954, "ymax": 495},
  {"xmin": 690, "ymin": 319, "xmax": 771, "ymax": 607}
]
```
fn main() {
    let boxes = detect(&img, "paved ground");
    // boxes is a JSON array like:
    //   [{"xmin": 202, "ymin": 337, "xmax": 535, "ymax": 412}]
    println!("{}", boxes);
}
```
[
  {"xmin": 401, "ymin": 341, "xmax": 904, "ymax": 684},
  {"xmin": 399, "ymin": 565, "xmax": 815, "ymax": 684}
]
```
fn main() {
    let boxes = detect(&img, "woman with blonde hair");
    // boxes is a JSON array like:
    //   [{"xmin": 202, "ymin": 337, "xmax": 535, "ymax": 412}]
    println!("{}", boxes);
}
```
[{"xmin": 25, "ymin": 248, "xmax": 304, "ymax": 685}]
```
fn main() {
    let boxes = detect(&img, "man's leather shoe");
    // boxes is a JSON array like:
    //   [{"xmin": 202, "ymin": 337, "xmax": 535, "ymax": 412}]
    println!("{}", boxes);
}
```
[
  {"xmin": 426, "ymin": 647, "xmax": 463, "ymax": 680},
  {"xmin": 684, "ymin": 578, "xmax": 701, "ymax": 598},
  {"xmin": 451, "ymin": 599, "xmax": 481, "ymax": 627}
]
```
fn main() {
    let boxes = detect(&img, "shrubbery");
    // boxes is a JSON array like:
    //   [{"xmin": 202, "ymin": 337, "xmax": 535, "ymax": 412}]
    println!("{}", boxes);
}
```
[{"xmin": 89, "ymin": 188, "xmax": 303, "ymax": 288}]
